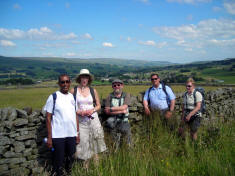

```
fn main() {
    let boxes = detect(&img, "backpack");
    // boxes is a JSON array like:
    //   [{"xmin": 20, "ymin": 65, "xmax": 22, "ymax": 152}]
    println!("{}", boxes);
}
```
[
  {"xmin": 73, "ymin": 86, "xmax": 96, "ymax": 107},
  {"xmin": 184, "ymin": 87, "xmax": 206, "ymax": 113},
  {"xmin": 147, "ymin": 81, "xmax": 171, "ymax": 108},
  {"xmin": 52, "ymin": 92, "xmax": 57, "ymax": 115}
]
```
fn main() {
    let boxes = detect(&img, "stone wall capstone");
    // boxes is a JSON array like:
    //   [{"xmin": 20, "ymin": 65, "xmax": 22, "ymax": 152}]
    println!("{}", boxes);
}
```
[{"xmin": 0, "ymin": 88, "xmax": 234, "ymax": 175}]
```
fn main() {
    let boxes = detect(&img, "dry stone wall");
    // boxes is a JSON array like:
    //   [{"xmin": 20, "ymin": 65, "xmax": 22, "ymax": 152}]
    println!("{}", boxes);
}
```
[{"xmin": 0, "ymin": 88, "xmax": 234, "ymax": 175}]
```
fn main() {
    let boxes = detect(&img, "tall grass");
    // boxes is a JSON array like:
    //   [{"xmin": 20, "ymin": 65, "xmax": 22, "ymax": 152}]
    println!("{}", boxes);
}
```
[{"xmin": 71, "ymin": 113, "xmax": 235, "ymax": 176}]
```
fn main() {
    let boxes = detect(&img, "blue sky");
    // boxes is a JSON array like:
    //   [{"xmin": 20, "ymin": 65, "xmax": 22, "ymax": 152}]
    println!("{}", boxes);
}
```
[{"xmin": 0, "ymin": 0, "xmax": 235, "ymax": 63}]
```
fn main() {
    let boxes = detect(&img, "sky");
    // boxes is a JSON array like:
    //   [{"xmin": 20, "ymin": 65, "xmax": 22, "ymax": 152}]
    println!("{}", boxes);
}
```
[{"xmin": 0, "ymin": 0, "xmax": 235, "ymax": 63}]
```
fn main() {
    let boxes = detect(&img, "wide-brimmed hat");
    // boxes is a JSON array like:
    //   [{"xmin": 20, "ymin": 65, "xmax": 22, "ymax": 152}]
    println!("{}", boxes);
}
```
[
  {"xmin": 112, "ymin": 79, "xmax": 123, "ymax": 84},
  {"xmin": 76, "ymin": 69, "xmax": 93, "ymax": 84}
]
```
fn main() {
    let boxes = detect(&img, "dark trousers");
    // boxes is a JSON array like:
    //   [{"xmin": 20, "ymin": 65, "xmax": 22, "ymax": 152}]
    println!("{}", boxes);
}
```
[{"xmin": 52, "ymin": 137, "xmax": 76, "ymax": 176}]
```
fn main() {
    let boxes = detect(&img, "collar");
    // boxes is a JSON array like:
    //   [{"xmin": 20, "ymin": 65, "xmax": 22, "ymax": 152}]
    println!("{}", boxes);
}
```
[
  {"xmin": 188, "ymin": 89, "xmax": 195, "ymax": 95},
  {"xmin": 152, "ymin": 83, "xmax": 162, "ymax": 90}
]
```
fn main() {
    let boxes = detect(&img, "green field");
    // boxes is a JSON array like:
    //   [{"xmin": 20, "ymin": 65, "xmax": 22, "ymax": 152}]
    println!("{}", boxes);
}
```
[
  {"xmin": 70, "ymin": 114, "xmax": 234, "ymax": 176},
  {"xmin": 0, "ymin": 85, "xmax": 219, "ymax": 110}
]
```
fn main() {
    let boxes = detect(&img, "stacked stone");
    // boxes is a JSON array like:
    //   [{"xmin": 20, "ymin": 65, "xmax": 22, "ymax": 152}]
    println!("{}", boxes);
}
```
[
  {"xmin": 0, "ymin": 107, "xmax": 49, "ymax": 176},
  {"xmin": 205, "ymin": 88, "xmax": 235, "ymax": 122}
]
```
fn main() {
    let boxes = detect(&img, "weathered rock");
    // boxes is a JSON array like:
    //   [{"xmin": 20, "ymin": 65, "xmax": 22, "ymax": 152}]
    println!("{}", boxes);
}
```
[
  {"xmin": 0, "ymin": 136, "xmax": 11, "ymax": 146},
  {"xmin": 10, "ymin": 167, "xmax": 30, "ymax": 176},
  {"xmin": 14, "ymin": 142, "xmax": 25, "ymax": 153},
  {"xmin": 3, "ymin": 151, "xmax": 22, "ymax": 158},
  {"xmin": 23, "ymin": 148, "xmax": 33, "ymax": 157},
  {"xmin": 23, "ymin": 107, "xmax": 32, "ymax": 115},
  {"xmin": 15, "ymin": 133, "xmax": 36, "ymax": 141},
  {"xmin": 0, "ymin": 164, "xmax": 8, "ymax": 171},
  {"xmin": 13, "ymin": 118, "xmax": 28, "ymax": 127},
  {"xmin": 16, "ymin": 109, "xmax": 28, "ymax": 119}
]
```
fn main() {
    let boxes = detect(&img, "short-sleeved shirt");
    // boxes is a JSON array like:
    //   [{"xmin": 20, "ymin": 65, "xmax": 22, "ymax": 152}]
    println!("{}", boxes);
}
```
[
  {"xmin": 184, "ymin": 89, "xmax": 202, "ymax": 110},
  {"xmin": 44, "ymin": 91, "xmax": 77, "ymax": 138},
  {"xmin": 143, "ymin": 84, "xmax": 176, "ymax": 110},
  {"xmin": 105, "ymin": 92, "xmax": 131, "ymax": 117}
]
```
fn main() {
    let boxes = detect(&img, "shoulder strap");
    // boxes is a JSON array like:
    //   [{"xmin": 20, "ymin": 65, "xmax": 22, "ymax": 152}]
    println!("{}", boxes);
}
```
[
  {"xmin": 73, "ymin": 86, "xmax": 78, "ymax": 102},
  {"xmin": 52, "ymin": 92, "xmax": 57, "ymax": 115},
  {"xmin": 109, "ymin": 92, "xmax": 126, "ymax": 107},
  {"xmin": 147, "ymin": 86, "xmax": 153, "ymax": 106},
  {"xmin": 161, "ymin": 82, "xmax": 170, "ymax": 108},
  {"xmin": 184, "ymin": 92, "xmax": 188, "ymax": 109},
  {"xmin": 89, "ymin": 86, "xmax": 96, "ymax": 107},
  {"xmin": 193, "ymin": 89, "xmax": 197, "ymax": 106}
]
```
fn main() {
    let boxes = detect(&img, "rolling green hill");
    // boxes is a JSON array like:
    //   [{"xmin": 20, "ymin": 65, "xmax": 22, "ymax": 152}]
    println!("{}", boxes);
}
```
[{"xmin": 0, "ymin": 56, "xmax": 234, "ymax": 85}]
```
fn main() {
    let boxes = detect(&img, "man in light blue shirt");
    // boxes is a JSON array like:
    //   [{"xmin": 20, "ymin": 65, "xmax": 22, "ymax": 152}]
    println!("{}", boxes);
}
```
[{"xmin": 143, "ymin": 73, "xmax": 176, "ymax": 120}]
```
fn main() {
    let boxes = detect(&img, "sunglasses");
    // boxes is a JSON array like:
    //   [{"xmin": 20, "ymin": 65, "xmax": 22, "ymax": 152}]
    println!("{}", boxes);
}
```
[
  {"xmin": 186, "ymin": 85, "xmax": 192, "ymax": 88},
  {"xmin": 60, "ymin": 80, "xmax": 70, "ymax": 84},
  {"xmin": 112, "ymin": 84, "xmax": 121, "ymax": 88},
  {"xmin": 151, "ymin": 78, "xmax": 158, "ymax": 81}
]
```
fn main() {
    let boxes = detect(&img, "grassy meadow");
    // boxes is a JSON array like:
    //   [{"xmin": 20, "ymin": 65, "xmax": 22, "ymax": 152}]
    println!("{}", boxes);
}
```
[
  {"xmin": 69, "ymin": 114, "xmax": 234, "ymax": 176},
  {"xmin": 0, "ymin": 84, "xmax": 220, "ymax": 110}
]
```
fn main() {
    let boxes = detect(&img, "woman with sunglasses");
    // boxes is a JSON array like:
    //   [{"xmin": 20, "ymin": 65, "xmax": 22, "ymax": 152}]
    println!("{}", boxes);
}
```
[
  {"xmin": 178, "ymin": 78, "xmax": 203, "ymax": 141},
  {"xmin": 70, "ymin": 69, "xmax": 106, "ymax": 168}
]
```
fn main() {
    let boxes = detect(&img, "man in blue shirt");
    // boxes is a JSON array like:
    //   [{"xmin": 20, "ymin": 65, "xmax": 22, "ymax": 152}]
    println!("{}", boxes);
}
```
[{"xmin": 143, "ymin": 73, "xmax": 176, "ymax": 121}]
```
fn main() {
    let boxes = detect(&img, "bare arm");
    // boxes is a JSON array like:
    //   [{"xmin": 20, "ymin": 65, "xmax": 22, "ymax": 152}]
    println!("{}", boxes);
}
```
[
  {"xmin": 143, "ymin": 100, "xmax": 151, "ymax": 116},
  {"xmin": 46, "ymin": 112, "xmax": 53, "ymax": 148},
  {"xmin": 93, "ymin": 88, "xmax": 101, "ymax": 112},
  {"xmin": 169, "ymin": 99, "xmax": 175, "ymax": 112},
  {"xmin": 70, "ymin": 87, "xmax": 75, "ymax": 94}
]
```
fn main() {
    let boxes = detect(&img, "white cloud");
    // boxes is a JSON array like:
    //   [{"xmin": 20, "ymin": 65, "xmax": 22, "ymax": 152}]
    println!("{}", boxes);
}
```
[
  {"xmin": 0, "ymin": 27, "xmax": 77, "ymax": 40},
  {"xmin": 127, "ymin": 37, "xmax": 132, "ymax": 42},
  {"xmin": 224, "ymin": 2, "xmax": 235, "ymax": 15},
  {"xmin": 0, "ymin": 40, "xmax": 16, "ymax": 47},
  {"xmin": 153, "ymin": 18, "xmax": 235, "ymax": 50},
  {"xmin": 213, "ymin": 6, "xmax": 222, "ymax": 12},
  {"xmin": 102, "ymin": 42, "xmax": 114, "ymax": 47},
  {"xmin": 81, "ymin": 33, "xmax": 93, "ymax": 40},
  {"xmin": 156, "ymin": 42, "xmax": 167, "ymax": 48},
  {"xmin": 138, "ymin": 0, "xmax": 150, "ymax": 4},
  {"xmin": 138, "ymin": 40, "xmax": 156, "ymax": 46},
  {"xmin": 66, "ymin": 52, "xmax": 76, "ymax": 57},
  {"xmin": 166, "ymin": 0, "xmax": 211, "ymax": 4},
  {"xmin": 153, "ymin": 19, "xmax": 235, "ymax": 40},
  {"xmin": 13, "ymin": 3, "xmax": 21, "ymax": 10}
]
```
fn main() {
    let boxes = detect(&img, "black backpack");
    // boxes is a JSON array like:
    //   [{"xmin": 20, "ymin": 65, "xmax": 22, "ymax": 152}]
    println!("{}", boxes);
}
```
[
  {"xmin": 194, "ymin": 87, "xmax": 206, "ymax": 113},
  {"xmin": 147, "ymin": 81, "xmax": 171, "ymax": 108},
  {"xmin": 73, "ymin": 86, "xmax": 96, "ymax": 107}
]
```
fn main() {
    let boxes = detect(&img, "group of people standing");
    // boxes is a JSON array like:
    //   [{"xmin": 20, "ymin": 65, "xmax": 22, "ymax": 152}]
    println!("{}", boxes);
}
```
[{"xmin": 44, "ymin": 70, "xmax": 203, "ymax": 176}]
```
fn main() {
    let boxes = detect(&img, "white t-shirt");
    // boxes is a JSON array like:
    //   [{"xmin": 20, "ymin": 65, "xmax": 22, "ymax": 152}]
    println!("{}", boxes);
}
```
[{"xmin": 44, "ymin": 91, "xmax": 77, "ymax": 138}]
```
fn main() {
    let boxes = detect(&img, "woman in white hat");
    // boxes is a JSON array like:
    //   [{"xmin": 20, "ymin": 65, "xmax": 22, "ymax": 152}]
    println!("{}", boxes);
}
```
[{"xmin": 70, "ymin": 69, "xmax": 106, "ymax": 167}]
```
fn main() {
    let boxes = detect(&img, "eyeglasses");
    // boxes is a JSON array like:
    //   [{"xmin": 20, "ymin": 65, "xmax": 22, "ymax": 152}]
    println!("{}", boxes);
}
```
[
  {"xmin": 151, "ymin": 78, "xmax": 158, "ymax": 81},
  {"xmin": 186, "ymin": 85, "xmax": 192, "ymax": 88},
  {"xmin": 112, "ymin": 84, "xmax": 121, "ymax": 88},
  {"xmin": 60, "ymin": 80, "xmax": 70, "ymax": 84}
]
